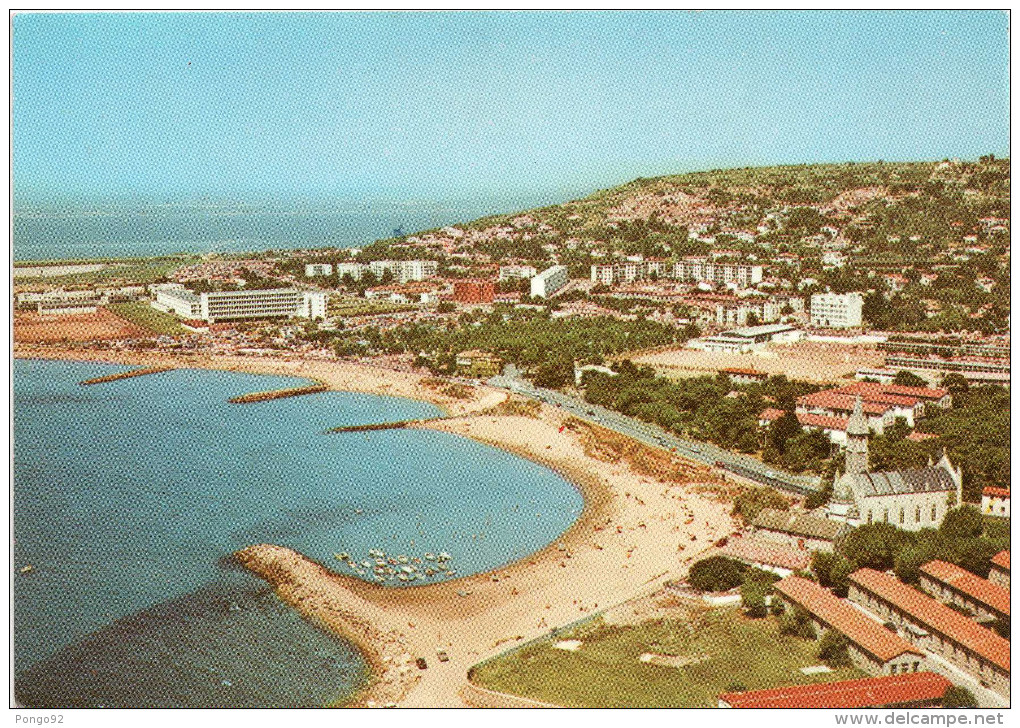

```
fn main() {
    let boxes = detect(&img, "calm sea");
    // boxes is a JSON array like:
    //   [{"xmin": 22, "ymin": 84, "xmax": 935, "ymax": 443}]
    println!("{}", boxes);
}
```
[
  {"xmin": 12, "ymin": 196, "xmax": 561, "ymax": 261},
  {"xmin": 13, "ymin": 359, "xmax": 583, "ymax": 707}
]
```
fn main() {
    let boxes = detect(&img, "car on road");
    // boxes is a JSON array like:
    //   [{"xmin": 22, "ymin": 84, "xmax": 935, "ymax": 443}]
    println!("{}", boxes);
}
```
[{"xmin": 690, "ymin": 445, "xmax": 702, "ymax": 453}]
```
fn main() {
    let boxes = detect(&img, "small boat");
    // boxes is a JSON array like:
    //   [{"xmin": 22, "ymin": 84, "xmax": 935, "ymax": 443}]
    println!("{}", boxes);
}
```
[
  {"xmin": 398, "ymin": 574, "xmax": 409, "ymax": 582},
  {"xmin": 361, "ymin": 561, "xmax": 371, "ymax": 568},
  {"xmin": 425, "ymin": 568, "xmax": 435, "ymax": 576},
  {"xmin": 424, "ymin": 553, "xmax": 435, "ymax": 561},
  {"xmin": 337, "ymin": 552, "xmax": 350, "ymax": 561},
  {"xmin": 397, "ymin": 555, "xmax": 409, "ymax": 564},
  {"xmin": 438, "ymin": 551, "xmax": 451, "ymax": 561},
  {"xmin": 19, "ymin": 565, "xmax": 33, "ymax": 574},
  {"xmin": 401, "ymin": 565, "xmax": 415, "ymax": 574}
]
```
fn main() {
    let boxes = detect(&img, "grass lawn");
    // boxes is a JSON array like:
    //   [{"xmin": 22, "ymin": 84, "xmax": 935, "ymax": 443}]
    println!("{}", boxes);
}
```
[
  {"xmin": 108, "ymin": 303, "xmax": 188, "ymax": 335},
  {"xmin": 982, "ymin": 515, "xmax": 1009, "ymax": 540},
  {"xmin": 471, "ymin": 608, "xmax": 866, "ymax": 708}
]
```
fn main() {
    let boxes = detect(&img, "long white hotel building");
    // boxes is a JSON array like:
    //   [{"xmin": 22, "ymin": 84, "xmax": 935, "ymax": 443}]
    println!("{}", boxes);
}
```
[{"xmin": 151, "ymin": 283, "xmax": 327, "ymax": 323}]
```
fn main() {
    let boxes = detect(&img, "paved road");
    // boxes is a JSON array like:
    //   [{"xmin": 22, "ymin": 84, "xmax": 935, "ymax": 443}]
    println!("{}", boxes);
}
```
[{"xmin": 488, "ymin": 374, "xmax": 822, "ymax": 496}]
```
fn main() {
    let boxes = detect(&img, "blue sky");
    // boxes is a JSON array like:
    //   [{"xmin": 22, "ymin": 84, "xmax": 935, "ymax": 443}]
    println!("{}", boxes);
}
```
[{"xmin": 12, "ymin": 11, "xmax": 1010, "ymax": 205}]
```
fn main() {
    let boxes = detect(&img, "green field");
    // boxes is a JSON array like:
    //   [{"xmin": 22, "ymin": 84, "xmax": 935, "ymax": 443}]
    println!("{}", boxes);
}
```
[
  {"xmin": 470, "ymin": 608, "xmax": 865, "ymax": 708},
  {"xmin": 108, "ymin": 303, "xmax": 188, "ymax": 335}
]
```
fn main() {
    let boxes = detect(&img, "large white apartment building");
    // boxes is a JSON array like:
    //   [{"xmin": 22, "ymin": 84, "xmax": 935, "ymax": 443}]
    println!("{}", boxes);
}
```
[
  {"xmin": 810, "ymin": 292, "xmax": 864, "ymax": 328},
  {"xmin": 368, "ymin": 259, "xmax": 438, "ymax": 284},
  {"xmin": 673, "ymin": 258, "xmax": 763, "ymax": 287},
  {"xmin": 335, "ymin": 262, "xmax": 366, "ymax": 281},
  {"xmin": 531, "ymin": 265, "xmax": 569, "ymax": 298},
  {"xmin": 151, "ymin": 284, "xmax": 327, "ymax": 323},
  {"xmin": 592, "ymin": 258, "xmax": 762, "ymax": 288},
  {"xmin": 304, "ymin": 263, "xmax": 333, "ymax": 277}
]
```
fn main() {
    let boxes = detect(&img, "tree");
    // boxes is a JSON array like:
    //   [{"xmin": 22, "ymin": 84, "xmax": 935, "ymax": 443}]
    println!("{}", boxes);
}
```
[
  {"xmin": 941, "ymin": 686, "xmax": 978, "ymax": 709},
  {"xmin": 817, "ymin": 631, "xmax": 852, "ymax": 668},
  {"xmin": 688, "ymin": 556, "xmax": 748, "ymax": 592},
  {"xmin": 892, "ymin": 370, "xmax": 928, "ymax": 388},
  {"xmin": 740, "ymin": 579, "xmax": 768, "ymax": 618},
  {"xmin": 778, "ymin": 606, "xmax": 817, "ymax": 639},
  {"xmin": 940, "ymin": 505, "xmax": 984, "ymax": 540},
  {"xmin": 841, "ymin": 523, "xmax": 913, "ymax": 571},
  {"xmin": 941, "ymin": 373, "xmax": 969, "ymax": 403}
]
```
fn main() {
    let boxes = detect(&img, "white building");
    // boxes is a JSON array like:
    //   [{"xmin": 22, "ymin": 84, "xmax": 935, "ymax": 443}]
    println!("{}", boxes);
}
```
[
  {"xmin": 368, "ymin": 260, "xmax": 439, "ymax": 284},
  {"xmin": 336, "ymin": 262, "xmax": 367, "ymax": 281},
  {"xmin": 151, "ymin": 284, "xmax": 327, "ymax": 323},
  {"xmin": 304, "ymin": 263, "xmax": 333, "ymax": 277},
  {"xmin": 811, "ymin": 292, "xmax": 864, "ymax": 328},
  {"xmin": 531, "ymin": 265, "xmax": 569, "ymax": 298},
  {"xmin": 498, "ymin": 264, "xmax": 537, "ymax": 281},
  {"xmin": 673, "ymin": 258, "xmax": 763, "ymax": 288},
  {"xmin": 981, "ymin": 487, "xmax": 1010, "ymax": 518}
]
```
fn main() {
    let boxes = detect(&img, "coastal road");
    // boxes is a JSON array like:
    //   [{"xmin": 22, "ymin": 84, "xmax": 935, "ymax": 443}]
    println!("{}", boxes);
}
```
[{"xmin": 487, "ymin": 373, "xmax": 822, "ymax": 497}]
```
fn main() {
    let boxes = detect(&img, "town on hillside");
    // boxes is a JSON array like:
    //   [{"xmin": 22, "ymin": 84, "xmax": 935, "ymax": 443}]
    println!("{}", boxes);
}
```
[{"xmin": 13, "ymin": 158, "xmax": 1011, "ymax": 709}]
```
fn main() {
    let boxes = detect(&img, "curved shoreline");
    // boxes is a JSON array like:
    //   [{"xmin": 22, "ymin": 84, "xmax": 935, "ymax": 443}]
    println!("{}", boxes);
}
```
[{"xmin": 15, "ymin": 346, "xmax": 738, "ymax": 708}]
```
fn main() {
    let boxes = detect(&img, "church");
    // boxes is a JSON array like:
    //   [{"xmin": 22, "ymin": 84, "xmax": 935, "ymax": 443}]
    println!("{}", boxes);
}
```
[{"xmin": 827, "ymin": 398, "xmax": 962, "ymax": 532}]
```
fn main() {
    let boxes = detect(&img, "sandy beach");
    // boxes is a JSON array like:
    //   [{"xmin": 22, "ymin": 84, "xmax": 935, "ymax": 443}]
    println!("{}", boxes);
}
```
[{"xmin": 15, "ymin": 346, "xmax": 739, "ymax": 707}]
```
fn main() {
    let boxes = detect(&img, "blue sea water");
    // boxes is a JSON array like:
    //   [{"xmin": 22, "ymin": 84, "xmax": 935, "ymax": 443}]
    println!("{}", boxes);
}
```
[
  {"xmin": 12, "ymin": 195, "xmax": 565, "ymax": 261},
  {"xmin": 13, "ymin": 359, "xmax": 583, "ymax": 707}
]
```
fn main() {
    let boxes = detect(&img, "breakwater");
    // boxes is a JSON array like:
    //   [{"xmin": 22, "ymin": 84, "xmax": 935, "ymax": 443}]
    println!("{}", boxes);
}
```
[
  {"xmin": 229, "ymin": 383, "xmax": 327, "ymax": 404},
  {"xmin": 79, "ymin": 366, "xmax": 173, "ymax": 386},
  {"xmin": 326, "ymin": 418, "xmax": 440, "ymax": 434}
]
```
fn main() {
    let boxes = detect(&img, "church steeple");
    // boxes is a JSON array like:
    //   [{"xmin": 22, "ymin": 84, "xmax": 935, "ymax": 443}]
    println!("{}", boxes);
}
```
[{"xmin": 844, "ymin": 396, "xmax": 870, "ymax": 475}]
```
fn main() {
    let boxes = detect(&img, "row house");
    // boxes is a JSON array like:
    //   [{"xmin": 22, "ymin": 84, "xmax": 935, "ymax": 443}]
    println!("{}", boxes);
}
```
[
  {"xmin": 718, "ymin": 672, "xmax": 953, "ymax": 709},
  {"xmin": 848, "ymin": 568, "xmax": 1010, "ymax": 698},
  {"xmin": 989, "ymin": 552, "xmax": 1010, "ymax": 589},
  {"xmin": 918, "ymin": 560, "xmax": 1010, "ymax": 624},
  {"xmin": 774, "ymin": 576, "xmax": 927, "ymax": 677}
]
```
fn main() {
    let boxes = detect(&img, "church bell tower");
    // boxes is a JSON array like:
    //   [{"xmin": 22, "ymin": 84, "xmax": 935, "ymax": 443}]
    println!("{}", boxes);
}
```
[{"xmin": 844, "ymin": 396, "xmax": 870, "ymax": 475}]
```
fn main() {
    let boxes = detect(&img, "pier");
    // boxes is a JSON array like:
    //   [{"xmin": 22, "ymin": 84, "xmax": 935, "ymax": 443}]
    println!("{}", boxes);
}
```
[
  {"xmin": 228, "ymin": 383, "xmax": 327, "ymax": 404},
  {"xmin": 79, "ymin": 366, "xmax": 173, "ymax": 386}
]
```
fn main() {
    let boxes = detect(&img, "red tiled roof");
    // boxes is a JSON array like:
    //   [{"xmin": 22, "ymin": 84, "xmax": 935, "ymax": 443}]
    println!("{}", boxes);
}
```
[
  {"xmin": 797, "ymin": 392, "xmax": 893, "ymax": 417},
  {"xmin": 760, "ymin": 408, "xmax": 850, "ymax": 432},
  {"xmin": 721, "ymin": 539, "xmax": 811, "ymax": 572},
  {"xmin": 827, "ymin": 382, "xmax": 920, "ymax": 407},
  {"xmin": 720, "ymin": 672, "xmax": 952, "ymax": 709},
  {"xmin": 775, "ymin": 576, "xmax": 922, "ymax": 664},
  {"xmin": 920, "ymin": 560, "xmax": 1010, "ymax": 617},
  {"xmin": 906, "ymin": 432, "xmax": 936, "ymax": 442},
  {"xmin": 849, "ymin": 569, "xmax": 1010, "ymax": 673},
  {"xmin": 991, "ymin": 551, "xmax": 1010, "ymax": 572},
  {"xmin": 983, "ymin": 487, "xmax": 1010, "ymax": 499},
  {"xmin": 720, "ymin": 367, "xmax": 768, "ymax": 377},
  {"xmin": 839, "ymin": 380, "xmax": 949, "ymax": 402}
]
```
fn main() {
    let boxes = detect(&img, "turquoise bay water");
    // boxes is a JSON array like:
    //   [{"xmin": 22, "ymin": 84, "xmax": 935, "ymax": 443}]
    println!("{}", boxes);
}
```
[{"xmin": 13, "ymin": 359, "xmax": 583, "ymax": 707}]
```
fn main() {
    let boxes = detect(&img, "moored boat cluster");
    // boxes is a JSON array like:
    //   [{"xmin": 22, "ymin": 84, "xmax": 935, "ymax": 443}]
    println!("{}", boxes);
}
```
[{"xmin": 333, "ymin": 549, "xmax": 456, "ymax": 583}]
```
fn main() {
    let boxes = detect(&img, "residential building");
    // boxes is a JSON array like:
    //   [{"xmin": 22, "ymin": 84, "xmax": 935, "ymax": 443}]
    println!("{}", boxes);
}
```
[
  {"xmin": 151, "ymin": 284, "xmax": 327, "ymax": 323},
  {"xmin": 989, "ymin": 552, "xmax": 1009, "ymax": 589},
  {"xmin": 847, "ymin": 568, "xmax": 1010, "ymax": 697},
  {"xmin": 796, "ymin": 381, "xmax": 949, "ymax": 432},
  {"xmin": 883, "ymin": 354, "xmax": 1010, "ymax": 387},
  {"xmin": 758, "ymin": 408, "xmax": 851, "ymax": 446},
  {"xmin": 751, "ymin": 508, "xmax": 849, "ymax": 552},
  {"xmin": 498, "ymin": 264, "xmax": 537, "ymax": 281},
  {"xmin": 810, "ymin": 292, "xmax": 864, "ymax": 328},
  {"xmin": 981, "ymin": 487, "xmax": 1010, "ymax": 518},
  {"xmin": 455, "ymin": 350, "xmax": 502, "ymax": 378},
  {"xmin": 773, "ymin": 576, "xmax": 926, "ymax": 676},
  {"xmin": 718, "ymin": 672, "xmax": 952, "ymax": 709},
  {"xmin": 368, "ymin": 260, "xmax": 439, "ymax": 284},
  {"xmin": 530, "ymin": 265, "xmax": 569, "ymax": 298},
  {"xmin": 918, "ymin": 560, "xmax": 1010, "ymax": 624},
  {"xmin": 673, "ymin": 258, "xmax": 763, "ymax": 287},
  {"xmin": 714, "ymin": 299, "xmax": 781, "ymax": 327},
  {"xmin": 453, "ymin": 280, "xmax": 495, "ymax": 304},
  {"xmin": 335, "ymin": 262, "xmax": 367, "ymax": 281},
  {"xmin": 719, "ymin": 538, "xmax": 811, "ymax": 577},
  {"xmin": 304, "ymin": 263, "xmax": 333, "ymax": 277},
  {"xmin": 828, "ymin": 399, "xmax": 962, "ymax": 531}
]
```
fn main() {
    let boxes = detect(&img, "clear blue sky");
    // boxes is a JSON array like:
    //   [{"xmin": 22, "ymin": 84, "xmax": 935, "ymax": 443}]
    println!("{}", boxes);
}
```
[{"xmin": 13, "ymin": 10, "xmax": 1010, "ymax": 206}]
